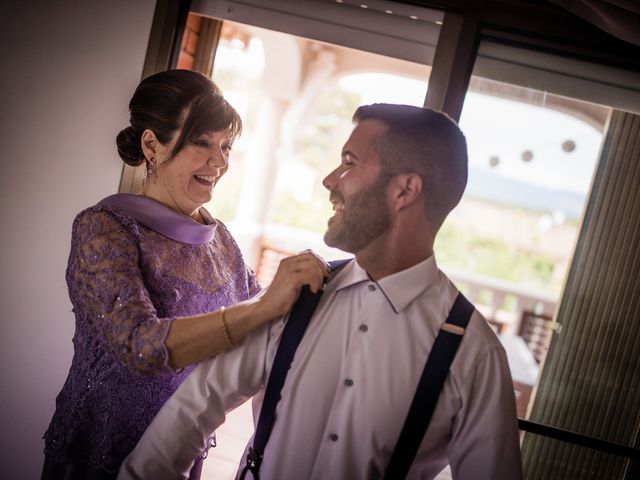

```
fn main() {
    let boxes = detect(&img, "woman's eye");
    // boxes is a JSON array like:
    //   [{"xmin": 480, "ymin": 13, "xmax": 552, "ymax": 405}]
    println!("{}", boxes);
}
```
[
  {"xmin": 194, "ymin": 139, "xmax": 210, "ymax": 148},
  {"xmin": 222, "ymin": 145, "xmax": 233, "ymax": 154}
]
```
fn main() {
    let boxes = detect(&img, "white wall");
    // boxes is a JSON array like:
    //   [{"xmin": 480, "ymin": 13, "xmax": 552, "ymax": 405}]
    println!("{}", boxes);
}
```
[{"xmin": 0, "ymin": 0, "xmax": 156, "ymax": 476}]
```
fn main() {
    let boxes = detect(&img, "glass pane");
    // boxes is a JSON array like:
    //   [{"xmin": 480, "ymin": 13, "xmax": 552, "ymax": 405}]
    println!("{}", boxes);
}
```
[
  {"xmin": 205, "ymin": 19, "xmax": 433, "ymax": 273},
  {"xmin": 453, "ymin": 75, "xmax": 611, "ymax": 419},
  {"xmin": 202, "ymin": 18, "xmax": 438, "ymax": 479}
]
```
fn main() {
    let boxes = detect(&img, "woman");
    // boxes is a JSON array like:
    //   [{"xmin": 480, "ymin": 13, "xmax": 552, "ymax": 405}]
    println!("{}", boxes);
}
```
[{"xmin": 42, "ymin": 70, "xmax": 327, "ymax": 479}]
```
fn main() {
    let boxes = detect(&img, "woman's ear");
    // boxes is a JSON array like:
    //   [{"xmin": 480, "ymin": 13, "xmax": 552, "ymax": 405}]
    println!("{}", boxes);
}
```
[
  {"xmin": 392, "ymin": 173, "xmax": 423, "ymax": 211},
  {"xmin": 140, "ymin": 129, "xmax": 159, "ymax": 163}
]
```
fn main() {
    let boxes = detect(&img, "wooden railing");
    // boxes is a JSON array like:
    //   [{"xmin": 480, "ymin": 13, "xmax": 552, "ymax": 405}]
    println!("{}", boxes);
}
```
[{"xmin": 445, "ymin": 269, "xmax": 557, "ymax": 335}]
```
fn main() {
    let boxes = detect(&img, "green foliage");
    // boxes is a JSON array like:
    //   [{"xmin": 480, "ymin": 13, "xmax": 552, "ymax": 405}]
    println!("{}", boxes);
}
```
[
  {"xmin": 270, "ymin": 82, "xmax": 362, "ymax": 229},
  {"xmin": 435, "ymin": 222, "xmax": 558, "ymax": 293},
  {"xmin": 295, "ymin": 83, "xmax": 362, "ymax": 172},
  {"xmin": 271, "ymin": 190, "xmax": 334, "ymax": 233}
]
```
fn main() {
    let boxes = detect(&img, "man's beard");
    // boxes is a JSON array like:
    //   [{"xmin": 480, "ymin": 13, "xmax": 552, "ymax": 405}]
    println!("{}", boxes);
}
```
[{"xmin": 324, "ymin": 172, "xmax": 392, "ymax": 253}]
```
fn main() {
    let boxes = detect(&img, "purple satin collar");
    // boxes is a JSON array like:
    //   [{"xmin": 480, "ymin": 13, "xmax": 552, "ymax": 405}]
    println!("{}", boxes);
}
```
[{"xmin": 97, "ymin": 194, "xmax": 217, "ymax": 245}]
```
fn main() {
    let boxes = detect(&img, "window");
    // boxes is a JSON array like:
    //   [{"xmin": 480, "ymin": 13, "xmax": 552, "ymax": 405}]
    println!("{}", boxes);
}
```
[
  {"xmin": 168, "ymin": 2, "xmax": 640, "ymax": 477},
  {"xmin": 454, "ymin": 75, "xmax": 611, "ymax": 418}
]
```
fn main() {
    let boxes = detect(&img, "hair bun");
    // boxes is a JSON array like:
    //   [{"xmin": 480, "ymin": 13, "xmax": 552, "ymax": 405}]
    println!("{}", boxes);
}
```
[{"xmin": 116, "ymin": 126, "xmax": 143, "ymax": 166}]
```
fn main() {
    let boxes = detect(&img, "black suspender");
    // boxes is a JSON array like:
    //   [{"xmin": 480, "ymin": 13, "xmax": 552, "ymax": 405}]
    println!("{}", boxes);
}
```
[
  {"xmin": 383, "ymin": 292, "xmax": 474, "ymax": 480},
  {"xmin": 240, "ymin": 260, "xmax": 474, "ymax": 480},
  {"xmin": 239, "ymin": 259, "xmax": 350, "ymax": 480}
]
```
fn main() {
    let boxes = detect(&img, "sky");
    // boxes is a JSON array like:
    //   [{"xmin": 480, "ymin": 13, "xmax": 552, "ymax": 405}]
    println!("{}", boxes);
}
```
[{"xmin": 340, "ymin": 73, "xmax": 605, "ymax": 195}]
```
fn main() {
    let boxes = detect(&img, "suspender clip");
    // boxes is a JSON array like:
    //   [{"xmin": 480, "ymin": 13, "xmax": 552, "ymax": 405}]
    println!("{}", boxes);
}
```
[{"xmin": 239, "ymin": 447, "xmax": 263, "ymax": 480}]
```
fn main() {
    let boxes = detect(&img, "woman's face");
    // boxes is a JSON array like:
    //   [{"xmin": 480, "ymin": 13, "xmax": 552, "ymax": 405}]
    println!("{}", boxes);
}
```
[{"xmin": 146, "ymin": 129, "xmax": 234, "ymax": 218}]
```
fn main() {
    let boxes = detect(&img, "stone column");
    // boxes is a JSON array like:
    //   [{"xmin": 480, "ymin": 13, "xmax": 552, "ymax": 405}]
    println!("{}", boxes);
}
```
[
  {"xmin": 231, "ymin": 30, "xmax": 302, "ymax": 267},
  {"xmin": 233, "ymin": 95, "xmax": 289, "ymax": 266}
]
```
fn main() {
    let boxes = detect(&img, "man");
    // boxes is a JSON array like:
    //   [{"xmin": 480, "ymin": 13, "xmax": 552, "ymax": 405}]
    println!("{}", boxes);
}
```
[{"xmin": 119, "ymin": 104, "xmax": 522, "ymax": 479}]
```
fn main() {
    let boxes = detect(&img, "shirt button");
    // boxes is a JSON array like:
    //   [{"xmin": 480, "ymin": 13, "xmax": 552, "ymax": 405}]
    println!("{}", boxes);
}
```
[
  {"xmin": 344, "ymin": 378, "xmax": 354, "ymax": 387},
  {"xmin": 368, "ymin": 284, "xmax": 376, "ymax": 291},
  {"xmin": 328, "ymin": 433, "xmax": 339, "ymax": 442},
  {"xmin": 359, "ymin": 324, "xmax": 369, "ymax": 332}
]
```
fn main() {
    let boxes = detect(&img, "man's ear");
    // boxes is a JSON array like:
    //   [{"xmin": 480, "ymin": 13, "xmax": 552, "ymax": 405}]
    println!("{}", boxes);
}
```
[
  {"xmin": 391, "ymin": 173, "xmax": 423, "ymax": 211},
  {"xmin": 140, "ymin": 129, "xmax": 159, "ymax": 163}
]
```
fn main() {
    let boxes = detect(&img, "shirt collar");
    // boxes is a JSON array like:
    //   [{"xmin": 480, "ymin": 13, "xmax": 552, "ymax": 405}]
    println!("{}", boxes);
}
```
[{"xmin": 329, "ymin": 256, "xmax": 440, "ymax": 314}]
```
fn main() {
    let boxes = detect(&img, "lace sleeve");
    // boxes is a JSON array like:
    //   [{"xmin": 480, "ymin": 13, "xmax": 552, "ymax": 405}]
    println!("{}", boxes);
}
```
[{"xmin": 66, "ymin": 208, "xmax": 173, "ymax": 375}]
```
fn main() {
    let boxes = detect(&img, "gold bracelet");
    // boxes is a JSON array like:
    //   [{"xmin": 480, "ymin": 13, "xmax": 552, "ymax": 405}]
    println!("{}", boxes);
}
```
[{"xmin": 219, "ymin": 306, "xmax": 234, "ymax": 348}]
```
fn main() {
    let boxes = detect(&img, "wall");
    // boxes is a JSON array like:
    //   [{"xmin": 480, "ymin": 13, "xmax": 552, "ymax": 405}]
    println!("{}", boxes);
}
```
[
  {"xmin": 178, "ymin": 13, "xmax": 203, "ymax": 70},
  {"xmin": 0, "ymin": 0, "xmax": 156, "ymax": 476}
]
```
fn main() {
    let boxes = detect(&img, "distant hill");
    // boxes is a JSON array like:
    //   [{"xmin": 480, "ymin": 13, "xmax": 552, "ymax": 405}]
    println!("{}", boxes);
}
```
[{"xmin": 465, "ymin": 167, "xmax": 586, "ymax": 219}]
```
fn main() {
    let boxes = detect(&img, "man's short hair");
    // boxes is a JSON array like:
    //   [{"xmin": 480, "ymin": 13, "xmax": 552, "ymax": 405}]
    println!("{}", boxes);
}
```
[{"xmin": 353, "ymin": 103, "xmax": 468, "ymax": 230}]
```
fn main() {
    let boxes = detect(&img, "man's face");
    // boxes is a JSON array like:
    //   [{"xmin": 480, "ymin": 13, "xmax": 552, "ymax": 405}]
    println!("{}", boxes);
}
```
[{"xmin": 322, "ymin": 119, "xmax": 393, "ymax": 253}]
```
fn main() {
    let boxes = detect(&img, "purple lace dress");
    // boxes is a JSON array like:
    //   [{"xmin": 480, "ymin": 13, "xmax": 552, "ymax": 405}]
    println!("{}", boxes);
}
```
[{"xmin": 43, "ymin": 194, "xmax": 261, "ymax": 477}]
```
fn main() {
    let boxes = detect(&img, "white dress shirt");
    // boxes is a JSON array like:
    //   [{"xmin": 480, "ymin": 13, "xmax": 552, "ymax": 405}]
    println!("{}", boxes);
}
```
[{"xmin": 119, "ymin": 256, "xmax": 523, "ymax": 480}]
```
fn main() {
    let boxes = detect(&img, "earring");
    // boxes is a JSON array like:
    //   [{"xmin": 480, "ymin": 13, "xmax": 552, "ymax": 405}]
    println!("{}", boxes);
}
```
[{"xmin": 147, "ymin": 157, "xmax": 155, "ymax": 178}]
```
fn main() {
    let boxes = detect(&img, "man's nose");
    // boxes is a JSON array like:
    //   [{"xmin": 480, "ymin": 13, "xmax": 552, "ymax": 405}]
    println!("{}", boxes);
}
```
[{"xmin": 323, "ymin": 167, "xmax": 339, "ymax": 191}]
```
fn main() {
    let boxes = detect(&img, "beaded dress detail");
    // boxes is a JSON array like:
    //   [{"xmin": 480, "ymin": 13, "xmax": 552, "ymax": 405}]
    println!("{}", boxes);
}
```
[{"xmin": 43, "ymin": 194, "xmax": 260, "ymax": 472}]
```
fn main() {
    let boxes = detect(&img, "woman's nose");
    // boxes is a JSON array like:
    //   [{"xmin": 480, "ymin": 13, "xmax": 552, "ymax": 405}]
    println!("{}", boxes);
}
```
[{"xmin": 209, "ymin": 150, "xmax": 228, "ymax": 169}]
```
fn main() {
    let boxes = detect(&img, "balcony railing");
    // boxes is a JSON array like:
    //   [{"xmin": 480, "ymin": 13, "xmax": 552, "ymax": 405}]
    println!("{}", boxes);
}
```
[{"xmin": 444, "ymin": 268, "xmax": 557, "ymax": 335}]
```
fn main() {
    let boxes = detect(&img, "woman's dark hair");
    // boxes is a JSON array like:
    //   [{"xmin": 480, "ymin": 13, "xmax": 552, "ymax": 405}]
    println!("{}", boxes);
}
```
[{"xmin": 116, "ymin": 70, "xmax": 242, "ymax": 167}]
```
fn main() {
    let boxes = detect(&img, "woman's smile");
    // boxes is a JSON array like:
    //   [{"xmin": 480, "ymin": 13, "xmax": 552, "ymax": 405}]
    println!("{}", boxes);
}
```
[{"xmin": 193, "ymin": 174, "xmax": 216, "ymax": 187}]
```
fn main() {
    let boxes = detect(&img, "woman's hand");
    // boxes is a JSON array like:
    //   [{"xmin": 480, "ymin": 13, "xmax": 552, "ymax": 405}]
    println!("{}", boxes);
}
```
[
  {"xmin": 258, "ymin": 250, "xmax": 330, "ymax": 319},
  {"xmin": 166, "ymin": 250, "xmax": 329, "ymax": 367}
]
